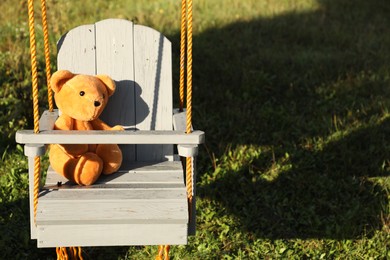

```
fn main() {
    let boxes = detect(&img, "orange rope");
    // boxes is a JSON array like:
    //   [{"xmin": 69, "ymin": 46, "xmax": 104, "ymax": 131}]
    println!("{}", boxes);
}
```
[
  {"xmin": 156, "ymin": 245, "xmax": 170, "ymax": 260},
  {"xmin": 179, "ymin": 0, "xmax": 186, "ymax": 111},
  {"xmin": 56, "ymin": 247, "xmax": 83, "ymax": 260},
  {"xmin": 156, "ymin": 1, "xmax": 193, "ymax": 258},
  {"xmin": 27, "ymin": 0, "xmax": 41, "ymax": 225},
  {"xmin": 27, "ymin": 0, "xmax": 40, "ymax": 135},
  {"xmin": 40, "ymin": 0, "xmax": 53, "ymax": 111},
  {"xmin": 28, "ymin": 2, "xmax": 83, "ymax": 259},
  {"xmin": 185, "ymin": 0, "xmax": 194, "ymax": 207}
]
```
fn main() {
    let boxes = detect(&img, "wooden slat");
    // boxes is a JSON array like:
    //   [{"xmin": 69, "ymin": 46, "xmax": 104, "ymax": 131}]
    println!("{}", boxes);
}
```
[
  {"xmin": 16, "ymin": 129, "xmax": 205, "ymax": 144},
  {"xmin": 133, "ymin": 24, "xmax": 173, "ymax": 161},
  {"xmin": 37, "ymin": 196, "xmax": 187, "ymax": 224},
  {"xmin": 95, "ymin": 19, "xmax": 135, "ymax": 85},
  {"xmin": 27, "ymin": 156, "xmax": 38, "ymax": 239},
  {"xmin": 38, "ymin": 188, "xmax": 186, "ymax": 201},
  {"xmin": 96, "ymin": 19, "xmax": 136, "ymax": 161},
  {"xmin": 37, "ymin": 201, "xmax": 187, "ymax": 224},
  {"xmin": 39, "ymin": 110, "xmax": 58, "ymax": 131},
  {"xmin": 57, "ymin": 24, "xmax": 96, "ymax": 74},
  {"xmin": 119, "ymin": 160, "xmax": 183, "ymax": 173},
  {"xmin": 37, "ymin": 223, "xmax": 187, "ymax": 248},
  {"xmin": 45, "ymin": 161, "xmax": 184, "ymax": 186},
  {"xmin": 173, "ymin": 109, "xmax": 188, "ymax": 131}
]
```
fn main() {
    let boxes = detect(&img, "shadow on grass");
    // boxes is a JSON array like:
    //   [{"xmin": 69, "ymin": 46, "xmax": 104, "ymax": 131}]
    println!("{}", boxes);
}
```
[
  {"xmin": 0, "ymin": 197, "xmax": 54, "ymax": 259},
  {"xmin": 182, "ymin": 0, "xmax": 390, "ymax": 239},
  {"xmin": 198, "ymin": 119, "xmax": 389, "ymax": 239}
]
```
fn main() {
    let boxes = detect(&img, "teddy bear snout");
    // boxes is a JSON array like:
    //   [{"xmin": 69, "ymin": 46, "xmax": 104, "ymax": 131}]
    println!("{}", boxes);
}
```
[{"xmin": 94, "ymin": 101, "xmax": 101, "ymax": 107}]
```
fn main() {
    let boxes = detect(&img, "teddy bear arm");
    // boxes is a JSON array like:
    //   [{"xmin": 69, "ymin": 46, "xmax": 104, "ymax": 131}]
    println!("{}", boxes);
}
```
[
  {"xmin": 53, "ymin": 115, "xmax": 88, "ymax": 155},
  {"xmin": 54, "ymin": 114, "xmax": 73, "ymax": 130},
  {"xmin": 91, "ymin": 118, "xmax": 124, "ymax": 131}
]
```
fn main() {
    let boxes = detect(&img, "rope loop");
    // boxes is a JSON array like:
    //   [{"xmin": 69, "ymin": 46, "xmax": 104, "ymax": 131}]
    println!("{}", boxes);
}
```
[
  {"xmin": 56, "ymin": 247, "xmax": 84, "ymax": 260},
  {"xmin": 156, "ymin": 245, "xmax": 170, "ymax": 260}
]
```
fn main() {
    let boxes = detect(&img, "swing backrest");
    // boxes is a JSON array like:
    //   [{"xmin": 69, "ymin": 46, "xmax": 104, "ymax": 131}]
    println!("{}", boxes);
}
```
[{"xmin": 57, "ymin": 19, "xmax": 173, "ymax": 162}]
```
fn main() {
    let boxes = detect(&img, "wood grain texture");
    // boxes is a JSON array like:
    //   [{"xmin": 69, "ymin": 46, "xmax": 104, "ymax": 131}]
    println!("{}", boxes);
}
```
[
  {"xmin": 57, "ymin": 24, "xmax": 96, "ymax": 74},
  {"xmin": 38, "ymin": 110, "xmax": 58, "ymax": 131},
  {"xmin": 45, "ymin": 161, "xmax": 184, "ymax": 186},
  {"xmin": 133, "ymin": 24, "xmax": 173, "ymax": 161},
  {"xmin": 173, "ymin": 109, "xmax": 188, "ymax": 131},
  {"xmin": 96, "ymin": 19, "xmax": 136, "ymax": 160},
  {"xmin": 16, "ymin": 129, "xmax": 205, "ymax": 144},
  {"xmin": 28, "ymin": 156, "xmax": 38, "ymax": 239},
  {"xmin": 37, "ymin": 223, "xmax": 187, "ymax": 248},
  {"xmin": 37, "ymin": 196, "xmax": 187, "ymax": 224}
]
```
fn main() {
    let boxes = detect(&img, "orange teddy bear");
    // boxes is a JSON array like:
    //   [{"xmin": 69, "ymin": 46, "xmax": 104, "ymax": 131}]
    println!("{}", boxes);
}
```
[{"xmin": 49, "ymin": 70, "xmax": 123, "ymax": 185}]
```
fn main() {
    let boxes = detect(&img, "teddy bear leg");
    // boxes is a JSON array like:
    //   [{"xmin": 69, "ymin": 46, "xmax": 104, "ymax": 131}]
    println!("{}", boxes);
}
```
[
  {"xmin": 49, "ymin": 144, "xmax": 82, "ymax": 182},
  {"xmin": 73, "ymin": 152, "xmax": 104, "ymax": 185},
  {"xmin": 95, "ymin": 144, "xmax": 123, "ymax": 175},
  {"xmin": 49, "ymin": 145, "xmax": 103, "ymax": 185}
]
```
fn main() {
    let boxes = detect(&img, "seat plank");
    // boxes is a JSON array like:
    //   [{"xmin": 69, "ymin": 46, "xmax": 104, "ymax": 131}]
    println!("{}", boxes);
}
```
[
  {"xmin": 38, "ymin": 188, "xmax": 186, "ymax": 201},
  {"xmin": 37, "ymin": 198, "xmax": 187, "ymax": 224},
  {"xmin": 38, "ymin": 159, "xmax": 188, "ymax": 245},
  {"xmin": 37, "ymin": 223, "xmax": 187, "ymax": 248},
  {"xmin": 45, "ymin": 161, "xmax": 184, "ymax": 186}
]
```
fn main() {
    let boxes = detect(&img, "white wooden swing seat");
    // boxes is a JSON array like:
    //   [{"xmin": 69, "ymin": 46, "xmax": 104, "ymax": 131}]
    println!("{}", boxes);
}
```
[{"xmin": 16, "ymin": 19, "xmax": 204, "ymax": 248}]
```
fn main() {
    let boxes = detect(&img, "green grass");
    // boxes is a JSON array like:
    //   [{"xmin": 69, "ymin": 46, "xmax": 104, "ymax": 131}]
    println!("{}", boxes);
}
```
[{"xmin": 1, "ymin": 0, "xmax": 389, "ymax": 259}]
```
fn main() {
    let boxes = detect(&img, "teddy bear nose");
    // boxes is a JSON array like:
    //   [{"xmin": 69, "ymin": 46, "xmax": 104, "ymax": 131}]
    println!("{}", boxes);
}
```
[{"xmin": 94, "ymin": 101, "xmax": 101, "ymax": 107}]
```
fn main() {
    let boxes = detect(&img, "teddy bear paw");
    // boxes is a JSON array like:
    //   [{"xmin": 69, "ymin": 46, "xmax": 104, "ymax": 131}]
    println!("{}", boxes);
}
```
[{"xmin": 111, "ymin": 125, "xmax": 125, "ymax": 131}]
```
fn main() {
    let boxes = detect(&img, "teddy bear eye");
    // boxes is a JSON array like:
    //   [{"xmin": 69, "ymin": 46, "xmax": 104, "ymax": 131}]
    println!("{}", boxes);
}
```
[
  {"xmin": 79, "ymin": 91, "xmax": 85, "ymax": 96},
  {"xmin": 103, "ymin": 94, "xmax": 106, "ymax": 99}
]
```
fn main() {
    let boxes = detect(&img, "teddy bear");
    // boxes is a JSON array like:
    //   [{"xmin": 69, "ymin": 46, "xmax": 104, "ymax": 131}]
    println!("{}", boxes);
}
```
[{"xmin": 49, "ymin": 70, "xmax": 123, "ymax": 185}]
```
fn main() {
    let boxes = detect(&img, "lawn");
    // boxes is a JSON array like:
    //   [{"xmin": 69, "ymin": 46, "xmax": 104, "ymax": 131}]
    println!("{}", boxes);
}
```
[{"xmin": 0, "ymin": 0, "xmax": 389, "ymax": 259}]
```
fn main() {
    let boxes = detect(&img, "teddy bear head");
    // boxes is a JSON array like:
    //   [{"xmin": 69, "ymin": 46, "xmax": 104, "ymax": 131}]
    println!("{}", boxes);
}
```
[{"xmin": 51, "ymin": 70, "xmax": 116, "ymax": 121}]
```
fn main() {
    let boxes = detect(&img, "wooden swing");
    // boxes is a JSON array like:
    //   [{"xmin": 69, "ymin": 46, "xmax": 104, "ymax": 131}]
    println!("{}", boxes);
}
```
[{"xmin": 16, "ymin": 0, "xmax": 203, "ymax": 257}]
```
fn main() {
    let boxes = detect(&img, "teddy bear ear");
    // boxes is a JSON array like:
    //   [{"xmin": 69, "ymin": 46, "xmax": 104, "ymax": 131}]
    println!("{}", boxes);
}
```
[
  {"xmin": 96, "ymin": 74, "xmax": 116, "ymax": 97},
  {"xmin": 50, "ymin": 70, "xmax": 75, "ymax": 93}
]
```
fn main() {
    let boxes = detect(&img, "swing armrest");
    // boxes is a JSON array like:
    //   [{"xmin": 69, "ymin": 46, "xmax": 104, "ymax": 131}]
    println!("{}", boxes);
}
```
[
  {"xmin": 15, "ymin": 129, "xmax": 205, "ymax": 145},
  {"xmin": 16, "ymin": 109, "xmax": 204, "ymax": 156}
]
